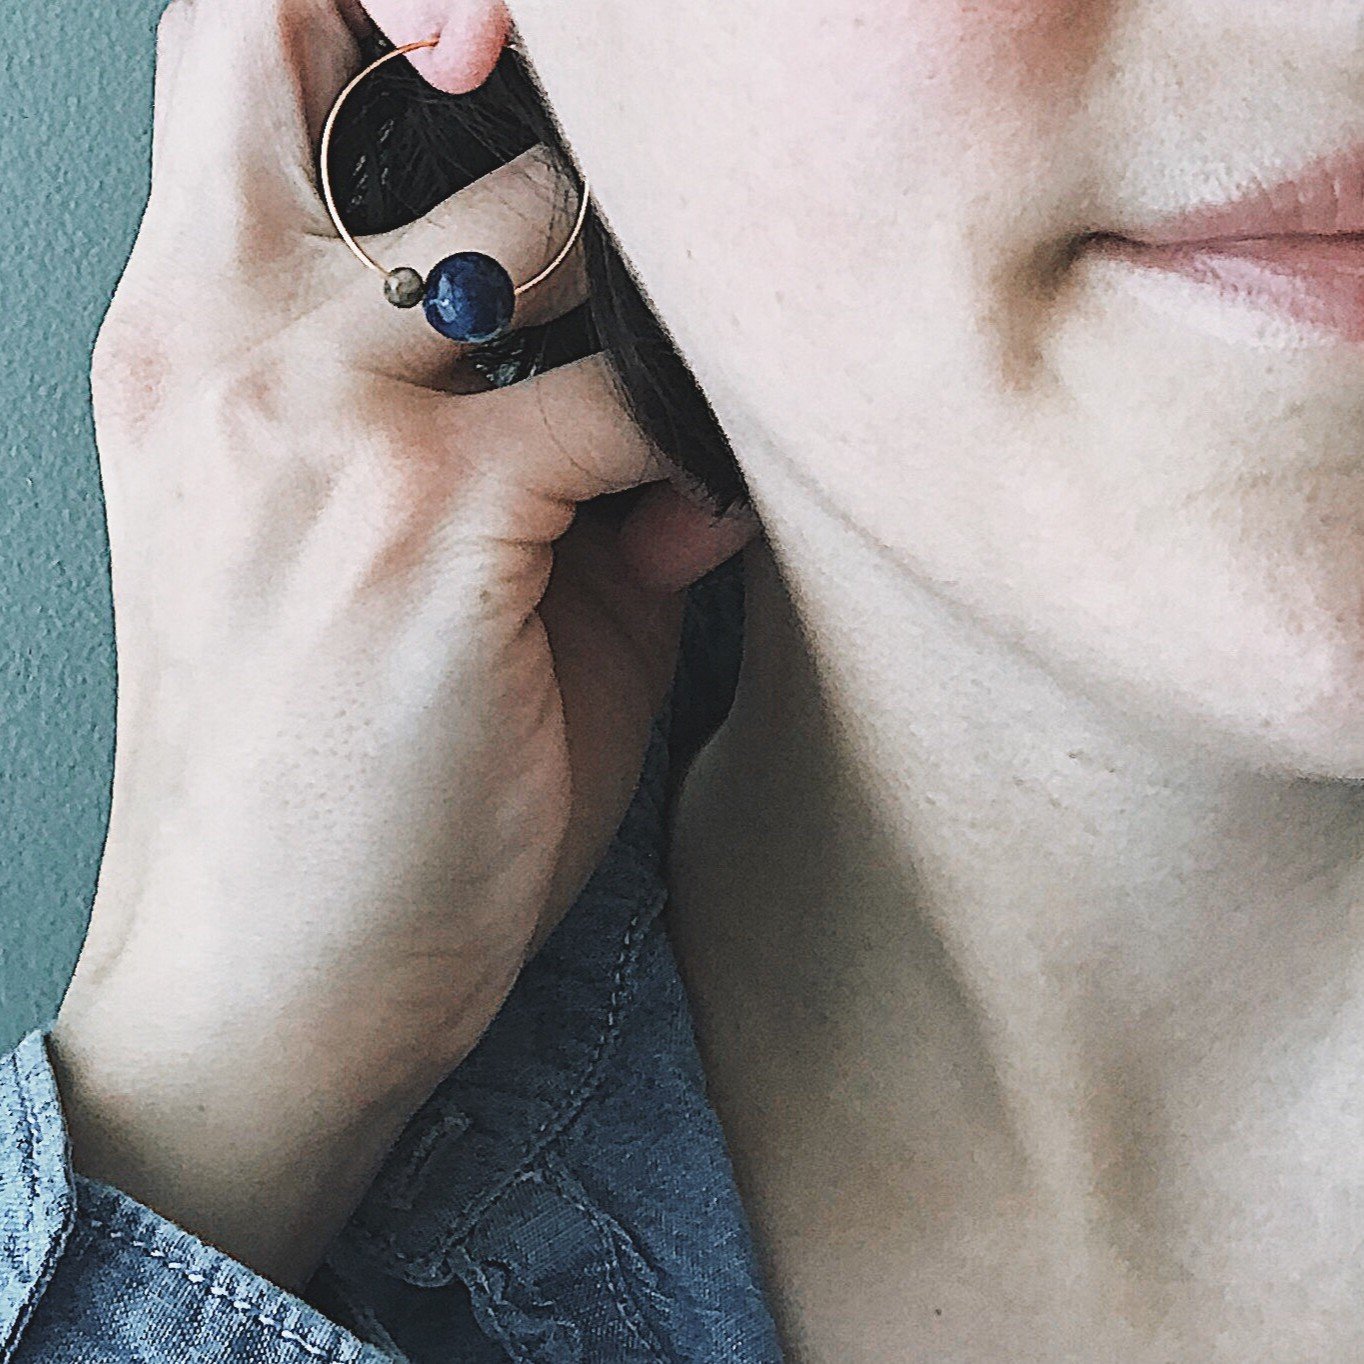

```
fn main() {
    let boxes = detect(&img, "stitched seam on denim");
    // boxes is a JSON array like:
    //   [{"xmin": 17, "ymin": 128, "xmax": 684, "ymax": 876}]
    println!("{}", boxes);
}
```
[
  {"xmin": 536, "ymin": 1167, "xmax": 669, "ymax": 1363},
  {"xmin": 82, "ymin": 1216, "xmax": 351, "ymax": 1363},
  {"xmin": 1, "ymin": 1045, "xmax": 73, "ymax": 1364},
  {"xmin": 11, "ymin": 1051, "xmax": 39, "ymax": 1243},
  {"xmin": 373, "ymin": 1108, "xmax": 471, "ymax": 1213},
  {"xmin": 0, "ymin": 1048, "xmax": 39, "ymax": 1364},
  {"xmin": 455, "ymin": 1255, "xmax": 541, "ymax": 1364},
  {"xmin": 350, "ymin": 887, "xmax": 660, "ymax": 1274}
]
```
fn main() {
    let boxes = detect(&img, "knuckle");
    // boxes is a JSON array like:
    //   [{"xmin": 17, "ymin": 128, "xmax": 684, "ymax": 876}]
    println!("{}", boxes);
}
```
[
  {"xmin": 92, "ymin": 322, "xmax": 494, "ymax": 541},
  {"xmin": 333, "ymin": 395, "xmax": 453, "ymax": 506},
  {"xmin": 90, "ymin": 313, "xmax": 178, "ymax": 440},
  {"xmin": 191, "ymin": 352, "xmax": 392, "ymax": 492},
  {"xmin": 192, "ymin": 349, "xmax": 299, "ymax": 457}
]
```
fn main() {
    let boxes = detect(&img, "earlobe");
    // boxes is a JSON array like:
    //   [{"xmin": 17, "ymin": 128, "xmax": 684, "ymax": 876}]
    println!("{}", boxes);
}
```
[{"xmin": 361, "ymin": 1, "xmax": 510, "ymax": 95}]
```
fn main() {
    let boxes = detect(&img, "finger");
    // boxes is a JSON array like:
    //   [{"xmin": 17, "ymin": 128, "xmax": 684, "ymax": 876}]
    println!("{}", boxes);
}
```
[
  {"xmin": 360, "ymin": 0, "xmax": 511, "ymax": 97},
  {"xmin": 465, "ymin": 353, "xmax": 673, "ymax": 512},
  {"xmin": 150, "ymin": 0, "xmax": 384, "ymax": 254},
  {"xmin": 150, "ymin": 2, "xmax": 196, "ymax": 179},
  {"xmin": 315, "ymin": 146, "xmax": 589, "ymax": 383},
  {"xmin": 616, "ymin": 482, "xmax": 764, "ymax": 594}
]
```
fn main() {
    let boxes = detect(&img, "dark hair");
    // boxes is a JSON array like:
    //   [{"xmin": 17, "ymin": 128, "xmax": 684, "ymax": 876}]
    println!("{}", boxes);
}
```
[{"xmin": 328, "ymin": 27, "xmax": 750, "ymax": 519}]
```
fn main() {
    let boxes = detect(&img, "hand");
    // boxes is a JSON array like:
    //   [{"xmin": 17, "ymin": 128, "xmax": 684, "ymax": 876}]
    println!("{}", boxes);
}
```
[{"xmin": 49, "ymin": 0, "xmax": 757, "ymax": 1288}]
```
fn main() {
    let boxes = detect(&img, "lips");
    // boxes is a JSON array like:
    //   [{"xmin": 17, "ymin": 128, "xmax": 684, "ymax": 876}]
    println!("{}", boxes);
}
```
[
  {"xmin": 1126, "ymin": 149, "xmax": 1364, "ymax": 243},
  {"xmin": 1082, "ymin": 149, "xmax": 1364, "ymax": 341}
]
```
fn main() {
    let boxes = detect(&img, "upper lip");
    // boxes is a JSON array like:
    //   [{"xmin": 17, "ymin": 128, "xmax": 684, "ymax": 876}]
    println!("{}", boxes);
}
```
[{"xmin": 1110, "ymin": 149, "xmax": 1364, "ymax": 247}]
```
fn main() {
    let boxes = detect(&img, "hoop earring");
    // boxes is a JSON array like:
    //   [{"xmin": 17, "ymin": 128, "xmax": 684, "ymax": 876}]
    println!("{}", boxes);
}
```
[{"xmin": 317, "ymin": 37, "xmax": 591, "ymax": 347}]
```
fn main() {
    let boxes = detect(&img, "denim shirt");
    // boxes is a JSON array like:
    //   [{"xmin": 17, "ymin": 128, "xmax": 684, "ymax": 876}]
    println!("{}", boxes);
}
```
[{"xmin": 0, "ymin": 552, "xmax": 785, "ymax": 1362}]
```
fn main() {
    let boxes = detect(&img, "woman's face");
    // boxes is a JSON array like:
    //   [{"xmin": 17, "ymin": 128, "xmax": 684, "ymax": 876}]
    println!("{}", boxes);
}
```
[{"xmin": 449, "ymin": 3, "xmax": 1364, "ymax": 774}]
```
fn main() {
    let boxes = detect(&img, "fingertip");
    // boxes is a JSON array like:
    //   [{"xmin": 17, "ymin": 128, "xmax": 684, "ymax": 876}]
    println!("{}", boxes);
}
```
[
  {"xmin": 617, "ymin": 483, "xmax": 763, "ymax": 594},
  {"xmin": 361, "ymin": 2, "xmax": 509, "ymax": 94}
]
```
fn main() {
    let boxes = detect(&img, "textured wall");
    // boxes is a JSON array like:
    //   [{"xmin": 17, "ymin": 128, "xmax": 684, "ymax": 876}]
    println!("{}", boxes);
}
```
[{"xmin": 0, "ymin": 0, "xmax": 162, "ymax": 1048}]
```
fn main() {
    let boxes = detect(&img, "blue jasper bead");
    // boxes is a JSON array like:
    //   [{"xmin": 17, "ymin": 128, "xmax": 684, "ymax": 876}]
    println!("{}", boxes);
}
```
[{"xmin": 422, "ymin": 252, "xmax": 517, "ymax": 345}]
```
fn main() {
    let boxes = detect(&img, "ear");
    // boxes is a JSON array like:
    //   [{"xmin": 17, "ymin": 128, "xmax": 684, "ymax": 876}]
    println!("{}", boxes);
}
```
[{"xmin": 360, "ymin": 1, "xmax": 511, "ymax": 94}]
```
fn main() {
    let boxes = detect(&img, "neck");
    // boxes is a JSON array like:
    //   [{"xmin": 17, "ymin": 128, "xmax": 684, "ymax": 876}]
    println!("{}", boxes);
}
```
[{"xmin": 665, "ymin": 470, "xmax": 1364, "ymax": 1345}]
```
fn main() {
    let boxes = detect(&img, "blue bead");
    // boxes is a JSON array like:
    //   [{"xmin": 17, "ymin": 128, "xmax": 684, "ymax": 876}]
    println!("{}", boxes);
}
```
[{"xmin": 422, "ymin": 252, "xmax": 517, "ymax": 345}]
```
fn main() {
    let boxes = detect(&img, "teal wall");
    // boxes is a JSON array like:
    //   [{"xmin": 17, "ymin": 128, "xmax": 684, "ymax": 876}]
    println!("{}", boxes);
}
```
[{"xmin": 0, "ymin": 1, "xmax": 161, "ymax": 1048}]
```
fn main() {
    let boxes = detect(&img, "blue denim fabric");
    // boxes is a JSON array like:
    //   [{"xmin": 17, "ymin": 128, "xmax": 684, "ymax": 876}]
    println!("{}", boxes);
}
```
[{"xmin": 0, "ymin": 553, "xmax": 785, "ymax": 1362}]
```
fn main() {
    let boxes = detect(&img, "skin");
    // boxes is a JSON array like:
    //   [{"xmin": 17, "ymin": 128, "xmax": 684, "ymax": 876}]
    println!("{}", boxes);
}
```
[
  {"xmin": 47, "ymin": 0, "xmax": 1364, "ymax": 1359},
  {"xmin": 52, "ymin": 0, "xmax": 753, "ymax": 1289},
  {"xmin": 501, "ymin": 0, "xmax": 1364, "ymax": 1359}
]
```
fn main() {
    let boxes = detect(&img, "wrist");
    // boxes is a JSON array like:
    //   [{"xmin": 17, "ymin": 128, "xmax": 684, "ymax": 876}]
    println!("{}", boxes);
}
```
[
  {"xmin": 49, "ymin": 962, "xmax": 467, "ymax": 1288},
  {"xmin": 64, "ymin": 885, "xmax": 521, "ymax": 1096}
]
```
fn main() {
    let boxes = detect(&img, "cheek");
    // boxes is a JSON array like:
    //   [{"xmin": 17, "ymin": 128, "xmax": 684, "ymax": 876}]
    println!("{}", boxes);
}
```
[
  {"xmin": 796, "ymin": 0, "xmax": 1117, "ymax": 195},
  {"xmin": 884, "ymin": 0, "xmax": 1119, "ymax": 106},
  {"xmin": 778, "ymin": 0, "xmax": 1113, "ymax": 257}
]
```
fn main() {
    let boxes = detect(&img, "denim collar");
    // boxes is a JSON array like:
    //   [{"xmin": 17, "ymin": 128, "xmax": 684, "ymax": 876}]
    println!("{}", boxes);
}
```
[{"xmin": 329, "ymin": 555, "xmax": 784, "ymax": 1362}]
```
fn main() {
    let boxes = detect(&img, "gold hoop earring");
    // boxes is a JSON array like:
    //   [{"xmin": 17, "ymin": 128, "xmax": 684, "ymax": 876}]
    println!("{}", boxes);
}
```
[{"xmin": 317, "ymin": 37, "xmax": 591, "ymax": 346}]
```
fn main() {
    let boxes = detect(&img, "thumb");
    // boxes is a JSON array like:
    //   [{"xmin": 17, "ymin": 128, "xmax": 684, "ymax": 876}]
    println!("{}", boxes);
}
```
[{"xmin": 617, "ymin": 483, "xmax": 763, "ymax": 594}]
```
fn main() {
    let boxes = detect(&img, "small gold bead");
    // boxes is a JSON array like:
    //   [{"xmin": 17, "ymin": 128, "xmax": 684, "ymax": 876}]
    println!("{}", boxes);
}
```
[{"xmin": 384, "ymin": 267, "xmax": 426, "ymax": 309}]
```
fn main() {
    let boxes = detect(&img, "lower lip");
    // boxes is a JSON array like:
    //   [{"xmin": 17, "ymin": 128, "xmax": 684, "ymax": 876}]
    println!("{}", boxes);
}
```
[{"xmin": 1084, "ymin": 234, "xmax": 1364, "ymax": 343}]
